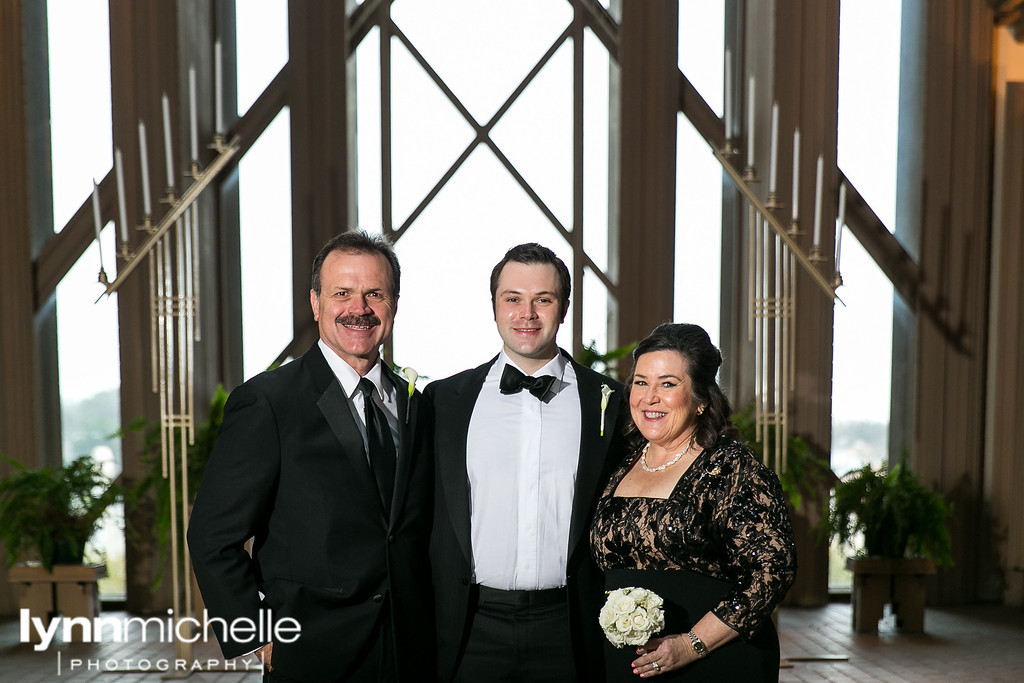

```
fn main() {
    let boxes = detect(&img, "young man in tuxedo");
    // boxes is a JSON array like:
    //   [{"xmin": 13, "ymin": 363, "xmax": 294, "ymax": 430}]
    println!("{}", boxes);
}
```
[
  {"xmin": 188, "ymin": 230, "xmax": 434, "ymax": 682},
  {"xmin": 426, "ymin": 243, "xmax": 626, "ymax": 682}
]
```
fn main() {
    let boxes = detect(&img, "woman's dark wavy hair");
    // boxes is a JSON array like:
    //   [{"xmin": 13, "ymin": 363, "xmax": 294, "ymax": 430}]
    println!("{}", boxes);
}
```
[{"xmin": 623, "ymin": 322, "xmax": 737, "ymax": 453}]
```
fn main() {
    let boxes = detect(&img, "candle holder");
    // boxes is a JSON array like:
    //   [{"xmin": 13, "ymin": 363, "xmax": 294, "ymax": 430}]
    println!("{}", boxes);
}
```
[
  {"xmin": 97, "ymin": 267, "xmax": 110, "ymax": 286},
  {"xmin": 832, "ymin": 271, "xmax": 844, "ymax": 288},
  {"xmin": 117, "ymin": 242, "xmax": 136, "ymax": 261},
  {"xmin": 721, "ymin": 138, "xmax": 738, "ymax": 156},
  {"xmin": 190, "ymin": 162, "xmax": 201, "ymax": 179},
  {"xmin": 162, "ymin": 188, "xmax": 178, "ymax": 205},
  {"xmin": 788, "ymin": 217, "xmax": 801, "ymax": 237},
  {"xmin": 809, "ymin": 244, "xmax": 828, "ymax": 263},
  {"xmin": 210, "ymin": 133, "xmax": 227, "ymax": 153},
  {"xmin": 743, "ymin": 164, "xmax": 759, "ymax": 183},
  {"xmin": 766, "ymin": 192, "xmax": 783, "ymax": 210}
]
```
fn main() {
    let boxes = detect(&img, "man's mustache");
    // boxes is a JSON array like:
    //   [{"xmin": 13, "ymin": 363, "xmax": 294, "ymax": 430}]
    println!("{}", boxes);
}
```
[{"xmin": 336, "ymin": 313, "xmax": 381, "ymax": 327}]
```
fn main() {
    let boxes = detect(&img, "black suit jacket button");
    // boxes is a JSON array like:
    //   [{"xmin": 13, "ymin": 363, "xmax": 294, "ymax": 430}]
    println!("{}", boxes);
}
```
[
  {"xmin": 373, "ymin": 594, "xmax": 384, "ymax": 603},
  {"xmin": 388, "ymin": 534, "xmax": 396, "ymax": 543}
]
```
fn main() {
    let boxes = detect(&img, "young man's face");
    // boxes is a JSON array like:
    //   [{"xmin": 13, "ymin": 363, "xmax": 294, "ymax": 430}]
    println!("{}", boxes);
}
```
[{"xmin": 493, "ymin": 261, "xmax": 567, "ymax": 373}]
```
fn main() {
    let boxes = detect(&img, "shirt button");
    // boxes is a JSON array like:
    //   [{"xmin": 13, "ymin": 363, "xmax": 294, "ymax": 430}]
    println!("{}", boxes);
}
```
[{"xmin": 373, "ymin": 594, "xmax": 384, "ymax": 603}]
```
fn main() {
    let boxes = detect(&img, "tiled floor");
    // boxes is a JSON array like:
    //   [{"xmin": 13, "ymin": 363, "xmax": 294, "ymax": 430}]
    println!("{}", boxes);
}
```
[{"xmin": 1, "ymin": 603, "xmax": 1022, "ymax": 681}]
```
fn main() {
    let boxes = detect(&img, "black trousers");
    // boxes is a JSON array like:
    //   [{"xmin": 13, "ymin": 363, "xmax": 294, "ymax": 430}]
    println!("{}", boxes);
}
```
[{"xmin": 453, "ymin": 585, "xmax": 575, "ymax": 683}]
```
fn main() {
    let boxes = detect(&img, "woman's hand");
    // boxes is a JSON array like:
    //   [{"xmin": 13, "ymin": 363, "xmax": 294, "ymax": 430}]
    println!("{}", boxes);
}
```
[{"xmin": 630, "ymin": 634, "xmax": 694, "ymax": 677}]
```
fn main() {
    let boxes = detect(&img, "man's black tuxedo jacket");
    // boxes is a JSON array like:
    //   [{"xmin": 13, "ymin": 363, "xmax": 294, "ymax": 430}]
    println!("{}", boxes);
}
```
[
  {"xmin": 425, "ymin": 351, "xmax": 626, "ymax": 682},
  {"xmin": 188, "ymin": 343, "xmax": 434, "ymax": 681}
]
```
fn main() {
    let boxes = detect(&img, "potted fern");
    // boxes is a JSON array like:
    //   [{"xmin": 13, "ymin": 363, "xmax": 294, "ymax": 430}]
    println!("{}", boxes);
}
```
[
  {"xmin": 824, "ymin": 461, "xmax": 953, "ymax": 633},
  {"xmin": 0, "ymin": 453, "xmax": 122, "ymax": 571},
  {"xmin": 1, "ymin": 453, "xmax": 122, "ymax": 626}
]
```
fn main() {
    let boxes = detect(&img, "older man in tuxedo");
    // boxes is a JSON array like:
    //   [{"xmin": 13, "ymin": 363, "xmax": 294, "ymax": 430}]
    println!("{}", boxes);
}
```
[
  {"xmin": 426, "ymin": 243, "xmax": 627, "ymax": 683},
  {"xmin": 188, "ymin": 230, "xmax": 433, "ymax": 682}
]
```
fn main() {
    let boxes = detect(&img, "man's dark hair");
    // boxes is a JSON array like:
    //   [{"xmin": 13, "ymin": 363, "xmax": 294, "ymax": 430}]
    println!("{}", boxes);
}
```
[
  {"xmin": 489, "ymin": 243, "xmax": 571, "ymax": 319},
  {"xmin": 311, "ymin": 229, "xmax": 401, "ymax": 297}
]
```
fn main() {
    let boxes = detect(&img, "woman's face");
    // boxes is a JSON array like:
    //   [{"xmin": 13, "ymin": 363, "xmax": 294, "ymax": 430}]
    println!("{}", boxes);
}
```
[{"xmin": 629, "ymin": 349, "xmax": 699, "ymax": 451}]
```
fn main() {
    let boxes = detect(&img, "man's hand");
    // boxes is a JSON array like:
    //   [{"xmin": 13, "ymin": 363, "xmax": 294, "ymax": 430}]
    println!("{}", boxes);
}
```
[{"xmin": 256, "ymin": 642, "xmax": 273, "ymax": 672}]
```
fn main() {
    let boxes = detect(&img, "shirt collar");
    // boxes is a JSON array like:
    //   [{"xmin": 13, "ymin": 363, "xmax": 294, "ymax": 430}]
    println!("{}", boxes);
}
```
[{"xmin": 318, "ymin": 339, "xmax": 389, "ymax": 400}]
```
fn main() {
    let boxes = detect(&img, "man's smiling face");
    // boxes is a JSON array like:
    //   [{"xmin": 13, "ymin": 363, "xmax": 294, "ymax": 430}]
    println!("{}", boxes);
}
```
[{"xmin": 310, "ymin": 249, "xmax": 397, "ymax": 373}]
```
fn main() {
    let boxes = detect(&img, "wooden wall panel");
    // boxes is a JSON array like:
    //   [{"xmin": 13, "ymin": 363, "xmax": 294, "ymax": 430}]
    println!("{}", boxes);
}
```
[
  {"xmin": 895, "ymin": 0, "xmax": 994, "ymax": 605},
  {"xmin": 987, "ymin": 82, "xmax": 1024, "ymax": 605}
]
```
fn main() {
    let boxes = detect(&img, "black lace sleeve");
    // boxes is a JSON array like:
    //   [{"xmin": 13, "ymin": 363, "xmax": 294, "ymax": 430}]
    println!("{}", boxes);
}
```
[{"xmin": 707, "ymin": 443, "xmax": 797, "ymax": 638}]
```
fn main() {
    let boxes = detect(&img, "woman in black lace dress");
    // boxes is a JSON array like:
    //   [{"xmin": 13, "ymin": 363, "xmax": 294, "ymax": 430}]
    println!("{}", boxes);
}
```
[{"xmin": 590, "ymin": 323, "xmax": 796, "ymax": 681}]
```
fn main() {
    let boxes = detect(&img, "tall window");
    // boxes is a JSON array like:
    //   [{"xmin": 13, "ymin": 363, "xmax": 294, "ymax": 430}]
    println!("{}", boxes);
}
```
[
  {"xmin": 47, "ymin": 0, "xmax": 112, "ymax": 233},
  {"xmin": 238, "ymin": 109, "xmax": 294, "ymax": 379},
  {"xmin": 354, "ymin": 1, "xmax": 619, "ymax": 382},
  {"xmin": 675, "ymin": 1, "xmax": 724, "ymax": 346},
  {"xmin": 830, "ymin": 0, "xmax": 901, "ymax": 590},
  {"xmin": 56, "ymin": 227, "xmax": 123, "ymax": 598},
  {"xmin": 48, "ymin": 0, "xmax": 123, "ymax": 599}
]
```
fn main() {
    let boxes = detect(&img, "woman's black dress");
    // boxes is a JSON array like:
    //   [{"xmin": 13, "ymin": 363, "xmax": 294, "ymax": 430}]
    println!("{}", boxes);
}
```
[{"xmin": 590, "ymin": 437, "xmax": 797, "ymax": 682}]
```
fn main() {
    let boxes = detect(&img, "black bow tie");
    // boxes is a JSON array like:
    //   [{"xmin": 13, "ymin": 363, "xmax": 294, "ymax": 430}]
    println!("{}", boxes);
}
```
[{"xmin": 499, "ymin": 364, "xmax": 556, "ymax": 400}]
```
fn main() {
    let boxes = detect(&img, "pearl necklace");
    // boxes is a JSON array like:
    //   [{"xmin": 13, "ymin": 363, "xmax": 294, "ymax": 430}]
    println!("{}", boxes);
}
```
[{"xmin": 640, "ymin": 439, "xmax": 693, "ymax": 473}]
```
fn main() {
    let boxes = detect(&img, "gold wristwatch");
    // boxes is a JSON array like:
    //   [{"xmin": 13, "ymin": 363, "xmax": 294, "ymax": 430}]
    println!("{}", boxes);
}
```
[{"xmin": 687, "ymin": 630, "xmax": 709, "ymax": 658}]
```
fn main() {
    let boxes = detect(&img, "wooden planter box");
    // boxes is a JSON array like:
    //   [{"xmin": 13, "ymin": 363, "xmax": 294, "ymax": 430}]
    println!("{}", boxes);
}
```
[
  {"xmin": 846, "ymin": 557, "xmax": 936, "ymax": 634},
  {"xmin": 7, "ymin": 563, "xmax": 108, "ymax": 642}
]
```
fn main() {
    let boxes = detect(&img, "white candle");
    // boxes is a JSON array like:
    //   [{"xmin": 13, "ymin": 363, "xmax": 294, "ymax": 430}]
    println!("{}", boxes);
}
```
[
  {"xmin": 837, "ymin": 180, "xmax": 847, "ymax": 229},
  {"xmin": 189, "ymin": 65, "xmax": 199, "ymax": 161},
  {"xmin": 92, "ymin": 179, "xmax": 105, "ymax": 271},
  {"xmin": 835, "ymin": 180, "xmax": 847, "ymax": 264},
  {"xmin": 724, "ymin": 49, "xmax": 732, "ymax": 138},
  {"xmin": 791, "ymin": 128, "xmax": 801, "ymax": 220},
  {"xmin": 769, "ymin": 102, "xmax": 779, "ymax": 193},
  {"xmin": 138, "ymin": 120, "xmax": 152, "ymax": 216},
  {"xmin": 812, "ymin": 154, "xmax": 824, "ymax": 248},
  {"xmin": 746, "ymin": 76, "xmax": 756, "ymax": 168},
  {"xmin": 215, "ymin": 40, "xmax": 224, "ymax": 135},
  {"xmin": 115, "ymin": 148, "xmax": 128, "ymax": 243},
  {"xmin": 162, "ymin": 93, "xmax": 175, "ymax": 187}
]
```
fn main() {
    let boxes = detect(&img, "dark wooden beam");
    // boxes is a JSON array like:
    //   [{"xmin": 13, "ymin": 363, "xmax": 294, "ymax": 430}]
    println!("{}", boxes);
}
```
[{"xmin": 615, "ymin": 0, "xmax": 678, "ymax": 347}]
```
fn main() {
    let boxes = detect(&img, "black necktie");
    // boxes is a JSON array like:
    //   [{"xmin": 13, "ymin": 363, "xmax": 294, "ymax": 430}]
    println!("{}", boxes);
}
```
[
  {"xmin": 499, "ymin": 364, "xmax": 556, "ymax": 400},
  {"xmin": 358, "ymin": 378, "xmax": 396, "ymax": 513}
]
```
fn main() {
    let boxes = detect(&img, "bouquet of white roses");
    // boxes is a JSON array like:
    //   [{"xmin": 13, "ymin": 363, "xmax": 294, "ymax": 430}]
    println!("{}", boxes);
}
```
[{"xmin": 599, "ymin": 586, "xmax": 666, "ymax": 647}]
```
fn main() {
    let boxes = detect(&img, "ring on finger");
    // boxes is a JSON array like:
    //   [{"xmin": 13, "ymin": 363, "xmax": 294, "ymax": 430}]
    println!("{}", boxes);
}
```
[{"xmin": 652, "ymin": 661, "xmax": 661, "ymax": 671}]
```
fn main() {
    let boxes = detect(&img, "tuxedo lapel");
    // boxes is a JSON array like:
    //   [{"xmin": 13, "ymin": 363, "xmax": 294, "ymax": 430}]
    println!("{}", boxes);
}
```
[
  {"xmin": 567, "ymin": 358, "xmax": 622, "ymax": 557},
  {"xmin": 437, "ymin": 359, "xmax": 494, "ymax": 566},
  {"xmin": 308, "ymin": 345, "xmax": 387, "ymax": 520}
]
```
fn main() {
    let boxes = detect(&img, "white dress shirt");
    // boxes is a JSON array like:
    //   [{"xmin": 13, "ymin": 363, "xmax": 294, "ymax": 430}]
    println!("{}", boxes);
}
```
[
  {"xmin": 318, "ymin": 339, "xmax": 399, "ymax": 458},
  {"xmin": 466, "ymin": 351, "xmax": 582, "ymax": 590}
]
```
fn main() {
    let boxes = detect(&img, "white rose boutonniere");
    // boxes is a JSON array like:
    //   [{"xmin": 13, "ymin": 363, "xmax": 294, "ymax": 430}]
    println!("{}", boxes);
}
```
[
  {"xmin": 401, "ymin": 367, "xmax": 418, "ymax": 423},
  {"xmin": 600, "ymin": 384, "xmax": 614, "ymax": 436},
  {"xmin": 599, "ymin": 586, "xmax": 665, "ymax": 647}
]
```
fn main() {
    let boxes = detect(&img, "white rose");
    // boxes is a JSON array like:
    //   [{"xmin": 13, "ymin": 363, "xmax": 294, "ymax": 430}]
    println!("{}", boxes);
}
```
[
  {"xmin": 631, "ymin": 611, "xmax": 650, "ymax": 631},
  {"xmin": 599, "ymin": 604, "xmax": 617, "ymax": 629},
  {"xmin": 606, "ymin": 629, "xmax": 626, "ymax": 647},
  {"xmin": 612, "ymin": 594, "xmax": 637, "ymax": 615},
  {"xmin": 615, "ymin": 614, "xmax": 633, "ymax": 633}
]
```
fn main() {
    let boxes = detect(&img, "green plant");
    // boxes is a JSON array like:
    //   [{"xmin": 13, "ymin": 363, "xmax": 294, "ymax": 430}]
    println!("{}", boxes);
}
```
[
  {"xmin": 579, "ymin": 340, "xmax": 637, "ymax": 382},
  {"xmin": 824, "ymin": 462, "xmax": 953, "ymax": 566},
  {"xmin": 732, "ymin": 403, "xmax": 833, "ymax": 508},
  {"xmin": 124, "ymin": 385, "xmax": 227, "ymax": 585},
  {"xmin": 0, "ymin": 454, "xmax": 123, "ymax": 571}
]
